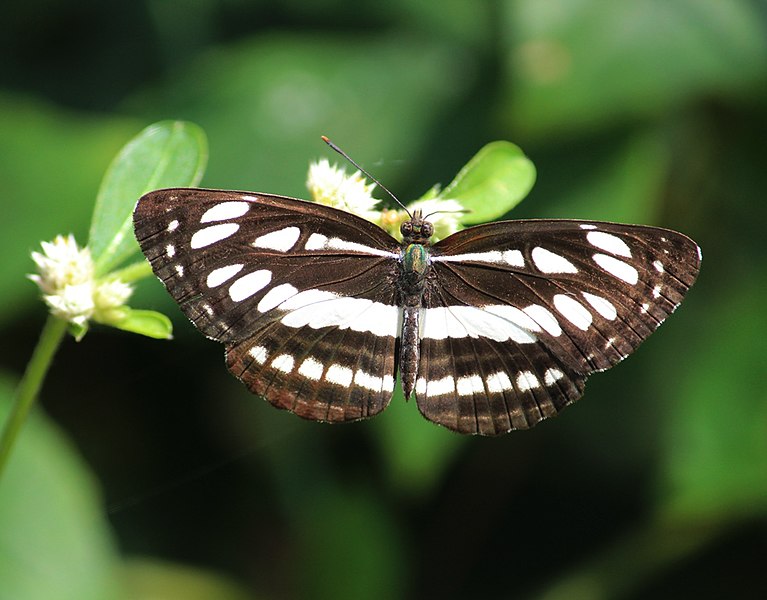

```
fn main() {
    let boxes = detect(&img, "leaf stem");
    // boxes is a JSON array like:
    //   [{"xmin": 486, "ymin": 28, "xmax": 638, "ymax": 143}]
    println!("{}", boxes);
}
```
[
  {"xmin": 0, "ymin": 315, "xmax": 68, "ymax": 481},
  {"xmin": 109, "ymin": 259, "xmax": 153, "ymax": 283}
]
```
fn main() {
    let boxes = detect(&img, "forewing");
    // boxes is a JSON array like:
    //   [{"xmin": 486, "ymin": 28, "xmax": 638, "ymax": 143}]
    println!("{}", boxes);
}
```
[
  {"xmin": 133, "ymin": 188, "xmax": 402, "ymax": 421},
  {"xmin": 416, "ymin": 219, "xmax": 701, "ymax": 435}
]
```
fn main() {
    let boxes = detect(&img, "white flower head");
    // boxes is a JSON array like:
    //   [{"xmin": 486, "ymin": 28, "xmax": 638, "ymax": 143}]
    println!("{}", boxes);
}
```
[
  {"xmin": 29, "ymin": 234, "xmax": 93, "ymax": 294},
  {"xmin": 44, "ymin": 282, "xmax": 95, "ymax": 327},
  {"xmin": 93, "ymin": 278, "xmax": 134, "ymax": 322},
  {"xmin": 307, "ymin": 159, "xmax": 381, "ymax": 221},
  {"xmin": 29, "ymin": 234, "xmax": 133, "ymax": 333}
]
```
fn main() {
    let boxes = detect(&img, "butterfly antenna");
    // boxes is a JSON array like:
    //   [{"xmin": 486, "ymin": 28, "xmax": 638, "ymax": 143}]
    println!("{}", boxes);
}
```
[
  {"xmin": 423, "ymin": 208, "xmax": 471, "ymax": 221},
  {"xmin": 321, "ymin": 136, "xmax": 411, "ymax": 217}
]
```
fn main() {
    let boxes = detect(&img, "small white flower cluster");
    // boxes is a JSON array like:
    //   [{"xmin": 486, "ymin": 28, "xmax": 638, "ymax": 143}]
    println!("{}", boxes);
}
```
[
  {"xmin": 306, "ymin": 160, "xmax": 464, "ymax": 240},
  {"xmin": 29, "ymin": 234, "xmax": 132, "ymax": 334},
  {"xmin": 307, "ymin": 159, "xmax": 381, "ymax": 222}
]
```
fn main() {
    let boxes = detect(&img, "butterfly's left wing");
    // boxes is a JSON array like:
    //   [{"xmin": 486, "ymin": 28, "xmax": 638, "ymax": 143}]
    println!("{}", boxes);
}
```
[
  {"xmin": 133, "ymin": 188, "xmax": 402, "ymax": 423},
  {"xmin": 416, "ymin": 219, "xmax": 701, "ymax": 435}
]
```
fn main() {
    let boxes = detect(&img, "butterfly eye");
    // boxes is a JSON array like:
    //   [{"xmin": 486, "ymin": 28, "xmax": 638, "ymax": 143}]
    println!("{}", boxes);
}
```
[
  {"xmin": 401, "ymin": 221, "xmax": 413, "ymax": 236},
  {"xmin": 422, "ymin": 222, "xmax": 434, "ymax": 238}
]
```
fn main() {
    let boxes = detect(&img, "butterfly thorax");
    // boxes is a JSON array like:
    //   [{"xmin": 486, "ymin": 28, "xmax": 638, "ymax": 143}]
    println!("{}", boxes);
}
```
[
  {"xmin": 397, "ymin": 211, "xmax": 434, "ymax": 303},
  {"xmin": 397, "ymin": 211, "xmax": 435, "ymax": 398}
]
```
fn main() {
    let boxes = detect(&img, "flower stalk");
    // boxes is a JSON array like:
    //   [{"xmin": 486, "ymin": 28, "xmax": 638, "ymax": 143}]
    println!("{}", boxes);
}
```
[{"xmin": 0, "ymin": 315, "xmax": 68, "ymax": 480}]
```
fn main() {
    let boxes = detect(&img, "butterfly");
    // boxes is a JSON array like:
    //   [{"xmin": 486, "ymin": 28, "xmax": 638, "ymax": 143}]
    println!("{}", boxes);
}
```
[{"xmin": 133, "ymin": 168, "xmax": 700, "ymax": 435}]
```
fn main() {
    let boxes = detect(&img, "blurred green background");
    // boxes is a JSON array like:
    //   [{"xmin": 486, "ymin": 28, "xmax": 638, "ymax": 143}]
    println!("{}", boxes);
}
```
[{"xmin": 1, "ymin": 1, "xmax": 766, "ymax": 598}]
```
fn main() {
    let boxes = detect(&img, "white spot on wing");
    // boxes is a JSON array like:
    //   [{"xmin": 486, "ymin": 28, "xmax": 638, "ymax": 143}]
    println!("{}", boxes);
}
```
[
  {"xmin": 486, "ymin": 372, "xmax": 513, "ymax": 393},
  {"xmin": 456, "ymin": 375, "xmax": 484, "ymax": 396},
  {"xmin": 167, "ymin": 219, "xmax": 179, "ymax": 232},
  {"xmin": 253, "ymin": 226, "xmax": 301, "ymax": 252},
  {"xmin": 298, "ymin": 357, "xmax": 324, "ymax": 381},
  {"xmin": 586, "ymin": 231, "xmax": 632, "ymax": 258},
  {"xmin": 516, "ymin": 371, "xmax": 540, "ymax": 391},
  {"xmin": 532, "ymin": 247, "xmax": 579, "ymax": 274},
  {"xmin": 581, "ymin": 292, "xmax": 617, "ymax": 320},
  {"xmin": 280, "ymin": 288, "xmax": 336, "ymax": 309},
  {"xmin": 325, "ymin": 364, "xmax": 353, "ymax": 386},
  {"xmin": 305, "ymin": 233, "xmax": 328, "ymax": 250},
  {"xmin": 653, "ymin": 285, "xmax": 662, "ymax": 298},
  {"xmin": 165, "ymin": 244, "xmax": 175, "ymax": 258},
  {"xmin": 354, "ymin": 369, "xmax": 384, "ymax": 392},
  {"xmin": 279, "ymin": 291, "xmax": 399, "ymax": 338},
  {"xmin": 424, "ymin": 375, "xmax": 456, "ymax": 397},
  {"xmin": 326, "ymin": 238, "xmax": 398, "ymax": 258},
  {"xmin": 503, "ymin": 250, "xmax": 525, "ymax": 266},
  {"xmin": 420, "ymin": 306, "xmax": 537, "ymax": 343},
  {"xmin": 431, "ymin": 249, "xmax": 524, "ymax": 267},
  {"xmin": 579, "ymin": 224, "xmax": 597, "ymax": 230},
  {"xmin": 190, "ymin": 223, "xmax": 239, "ymax": 248},
  {"xmin": 522, "ymin": 305, "xmax": 562, "ymax": 337},
  {"xmin": 200, "ymin": 201, "xmax": 250, "ymax": 223},
  {"xmin": 653, "ymin": 260, "xmax": 664, "ymax": 273},
  {"xmin": 593, "ymin": 253, "xmax": 639, "ymax": 284},
  {"xmin": 258, "ymin": 283, "xmax": 298, "ymax": 312},
  {"xmin": 433, "ymin": 251, "xmax": 501, "ymax": 263},
  {"xmin": 482, "ymin": 305, "xmax": 542, "ymax": 332},
  {"xmin": 543, "ymin": 368, "xmax": 564, "ymax": 386},
  {"xmin": 553, "ymin": 294, "xmax": 593, "ymax": 330},
  {"xmin": 249, "ymin": 345, "xmax": 268, "ymax": 364},
  {"xmin": 174, "ymin": 264, "xmax": 184, "ymax": 277},
  {"xmin": 271, "ymin": 354, "xmax": 294, "ymax": 373},
  {"xmin": 228, "ymin": 269, "xmax": 272, "ymax": 302},
  {"xmin": 207, "ymin": 264, "xmax": 244, "ymax": 288}
]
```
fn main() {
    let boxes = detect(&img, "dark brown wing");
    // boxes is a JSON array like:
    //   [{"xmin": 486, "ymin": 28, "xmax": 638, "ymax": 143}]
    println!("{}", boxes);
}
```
[
  {"xmin": 134, "ymin": 188, "xmax": 402, "ymax": 422},
  {"xmin": 414, "ymin": 219, "xmax": 701, "ymax": 435}
]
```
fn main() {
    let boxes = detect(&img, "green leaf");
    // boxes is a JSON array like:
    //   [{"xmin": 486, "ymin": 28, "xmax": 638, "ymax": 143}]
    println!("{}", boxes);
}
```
[
  {"xmin": 0, "ymin": 376, "xmax": 124, "ymax": 600},
  {"xmin": 440, "ymin": 141, "xmax": 536, "ymax": 224},
  {"xmin": 104, "ymin": 308, "xmax": 173, "ymax": 340},
  {"xmin": 89, "ymin": 121, "xmax": 207, "ymax": 276}
]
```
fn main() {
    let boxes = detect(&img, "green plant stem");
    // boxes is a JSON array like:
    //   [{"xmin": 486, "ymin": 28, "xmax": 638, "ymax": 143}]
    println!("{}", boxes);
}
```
[
  {"xmin": 0, "ymin": 315, "xmax": 68, "ymax": 481},
  {"xmin": 110, "ymin": 259, "xmax": 153, "ymax": 283}
]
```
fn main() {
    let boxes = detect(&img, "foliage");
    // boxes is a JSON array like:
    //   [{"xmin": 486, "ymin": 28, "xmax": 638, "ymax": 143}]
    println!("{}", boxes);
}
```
[{"xmin": 1, "ymin": 1, "xmax": 766, "ymax": 598}]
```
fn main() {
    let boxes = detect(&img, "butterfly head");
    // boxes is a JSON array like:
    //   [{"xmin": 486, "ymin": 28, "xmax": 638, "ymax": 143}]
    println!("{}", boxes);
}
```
[{"xmin": 400, "ymin": 210, "xmax": 434, "ymax": 245}]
